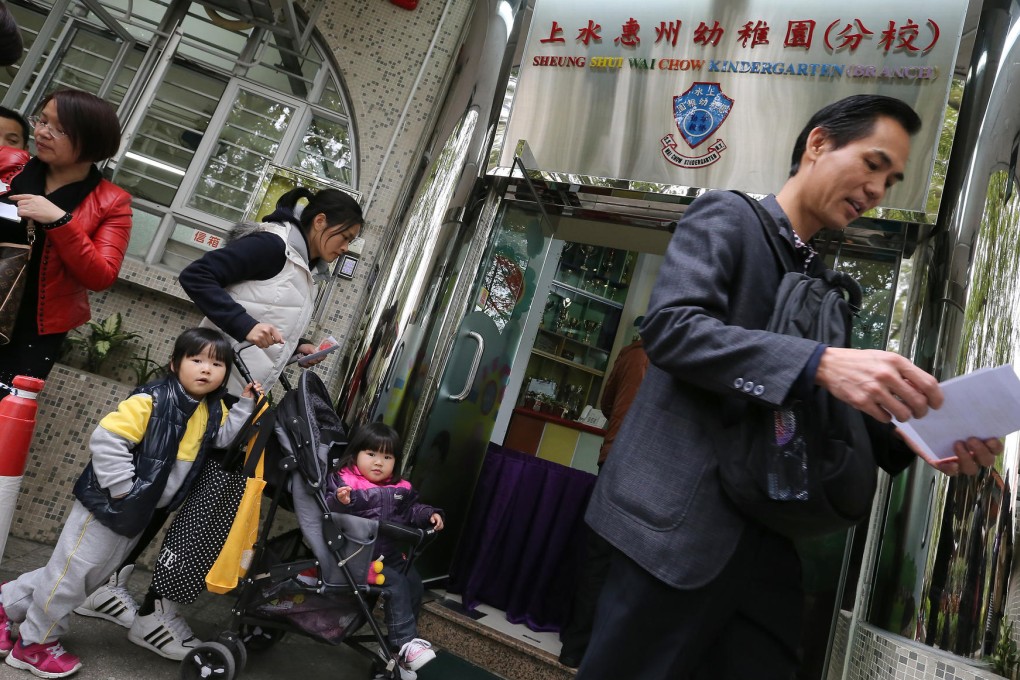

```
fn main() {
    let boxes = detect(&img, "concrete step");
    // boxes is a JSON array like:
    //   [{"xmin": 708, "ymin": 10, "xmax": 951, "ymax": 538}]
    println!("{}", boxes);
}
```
[{"xmin": 419, "ymin": 598, "xmax": 576, "ymax": 680}]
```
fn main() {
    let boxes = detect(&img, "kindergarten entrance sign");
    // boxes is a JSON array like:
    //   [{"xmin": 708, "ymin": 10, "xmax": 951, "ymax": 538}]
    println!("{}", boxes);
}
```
[{"xmin": 495, "ymin": 0, "xmax": 967, "ymax": 212}]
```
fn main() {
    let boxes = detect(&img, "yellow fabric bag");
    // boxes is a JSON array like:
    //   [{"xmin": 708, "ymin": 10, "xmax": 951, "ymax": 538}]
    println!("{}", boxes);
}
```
[{"xmin": 206, "ymin": 400, "xmax": 271, "ymax": 594}]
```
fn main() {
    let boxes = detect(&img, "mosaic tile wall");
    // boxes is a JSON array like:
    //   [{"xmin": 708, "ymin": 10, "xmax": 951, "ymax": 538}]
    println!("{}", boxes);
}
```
[
  {"xmin": 9, "ymin": 365, "xmax": 131, "ymax": 545},
  {"xmin": 829, "ymin": 611, "xmax": 850, "ymax": 680},
  {"xmin": 841, "ymin": 623, "xmax": 1006, "ymax": 680},
  {"xmin": 308, "ymin": 0, "xmax": 474, "ymax": 396}
]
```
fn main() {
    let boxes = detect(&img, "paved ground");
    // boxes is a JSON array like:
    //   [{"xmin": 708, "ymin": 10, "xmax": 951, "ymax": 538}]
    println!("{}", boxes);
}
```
[{"xmin": 0, "ymin": 536, "xmax": 459, "ymax": 680}]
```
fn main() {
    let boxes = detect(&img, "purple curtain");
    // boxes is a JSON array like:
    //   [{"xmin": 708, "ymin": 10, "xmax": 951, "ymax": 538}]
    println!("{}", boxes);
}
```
[{"xmin": 448, "ymin": 443, "xmax": 596, "ymax": 632}]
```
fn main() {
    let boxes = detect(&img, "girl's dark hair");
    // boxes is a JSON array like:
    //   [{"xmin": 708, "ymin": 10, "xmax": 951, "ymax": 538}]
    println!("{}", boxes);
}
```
[
  {"xmin": 38, "ymin": 88, "xmax": 122, "ymax": 163},
  {"xmin": 337, "ymin": 422, "xmax": 404, "ymax": 483},
  {"xmin": 0, "ymin": 3, "xmax": 23, "ymax": 67},
  {"xmin": 170, "ymin": 327, "xmax": 233, "ymax": 386},
  {"xmin": 262, "ymin": 186, "xmax": 363, "ymax": 249}
]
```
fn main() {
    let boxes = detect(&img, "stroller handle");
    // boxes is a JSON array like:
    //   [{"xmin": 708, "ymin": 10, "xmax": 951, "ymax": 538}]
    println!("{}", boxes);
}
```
[
  {"xmin": 233, "ymin": 341, "xmax": 308, "ymax": 389},
  {"xmin": 378, "ymin": 521, "xmax": 426, "ymax": 543}
]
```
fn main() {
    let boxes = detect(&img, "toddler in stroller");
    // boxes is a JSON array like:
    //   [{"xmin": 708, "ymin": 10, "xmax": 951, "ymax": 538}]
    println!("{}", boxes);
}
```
[
  {"xmin": 181, "ymin": 368, "xmax": 440, "ymax": 680},
  {"xmin": 326, "ymin": 422, "xmax": 445, "ymax": 678}
]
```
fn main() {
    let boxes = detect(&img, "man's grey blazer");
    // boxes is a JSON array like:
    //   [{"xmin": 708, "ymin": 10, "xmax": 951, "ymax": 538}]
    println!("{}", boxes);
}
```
[{"xmin": 586, "ymin": 191, "xmax": 820, "ymax": 589}]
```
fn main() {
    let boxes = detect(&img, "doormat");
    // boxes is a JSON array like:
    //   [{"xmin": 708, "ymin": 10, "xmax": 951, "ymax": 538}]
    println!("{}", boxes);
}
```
[{"xmin": 418, "ymin": 651, "xmax": 503, "ymax": 680}]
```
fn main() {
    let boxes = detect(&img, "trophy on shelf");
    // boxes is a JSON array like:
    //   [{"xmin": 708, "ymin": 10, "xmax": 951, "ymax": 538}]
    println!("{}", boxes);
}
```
[
  {"xmin": 601, "ymin": 250, "xmax": 616, "ymax": 278},
  {"xmin": 554, "ymin": 297, "xmax": 571, "ymax": 332},
  {"xmin": 564, "ymin": 384, "xmax": 583, "ymax": 420},
  {"xmin": 583, "ymin": 319, "xmax": 599, "ymax": 344},
  {"xmin": 578, "ymin": 245, "xmax": 596, "ymax": 290},
  {"xmin": 619, "ymin": 252, "xmax": 634, "ymax": 286},
  {"xmin": 599, "ymin": 250, "xmax": 616, "ymax": 297}
]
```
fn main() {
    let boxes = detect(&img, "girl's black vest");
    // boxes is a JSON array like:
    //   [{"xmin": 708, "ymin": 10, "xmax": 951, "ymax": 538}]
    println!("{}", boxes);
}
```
[{"xmin": 73, "ymin": 376, "xmax": 224, "ymax": 537}]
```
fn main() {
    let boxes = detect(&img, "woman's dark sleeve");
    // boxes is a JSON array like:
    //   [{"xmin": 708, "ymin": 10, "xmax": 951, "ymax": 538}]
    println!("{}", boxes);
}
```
[{"xmin": 178, "ymin": 232, "xmax": 288, "ymax": 342}]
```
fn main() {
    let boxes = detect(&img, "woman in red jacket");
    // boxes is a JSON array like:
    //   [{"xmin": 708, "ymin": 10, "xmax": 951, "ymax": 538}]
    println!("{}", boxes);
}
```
[{"xmin": 0, "ymin": 88, "xmax": 131, "ymax": 397}]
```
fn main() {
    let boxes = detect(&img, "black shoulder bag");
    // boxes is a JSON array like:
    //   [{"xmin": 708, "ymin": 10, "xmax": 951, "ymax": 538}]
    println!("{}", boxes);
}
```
[{"xmin": 716, "ymin": 192, "xmax": 878, "ymax": 538}]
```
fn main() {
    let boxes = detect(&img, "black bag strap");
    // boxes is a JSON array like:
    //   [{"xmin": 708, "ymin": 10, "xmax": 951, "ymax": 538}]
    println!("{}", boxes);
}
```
[
  {"xmin": 730, "ymin": 190, "xmax": 863, "ymax": 322},
  {"xmin": 221, "ymin": 392, "xmax": 271, "ymax": 470},
  {"xmin": 729, "ymin": 190, "xmax": 799, "ymax": 275},
  {"xmin": 242, "ymin": 405, "xmax": 276, "ymax": 478}
]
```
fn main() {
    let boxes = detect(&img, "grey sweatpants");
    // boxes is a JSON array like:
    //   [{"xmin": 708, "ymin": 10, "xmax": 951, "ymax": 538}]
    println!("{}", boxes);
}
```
[{"xmin": 2, "ymin": 500, "xmax": 139, "ymax": 645}]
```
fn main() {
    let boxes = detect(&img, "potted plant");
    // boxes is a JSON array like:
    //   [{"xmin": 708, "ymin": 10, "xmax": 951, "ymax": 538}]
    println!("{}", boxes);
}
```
[{"xmin": 62, "ymin": 312, "xmax": 141, "ymax": 375}]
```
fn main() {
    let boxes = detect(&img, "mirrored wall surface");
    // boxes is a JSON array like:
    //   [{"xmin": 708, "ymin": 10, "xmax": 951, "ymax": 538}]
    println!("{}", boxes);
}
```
[
  {"xmin": 868, "ymin": 170, "xmax": 1020, "ymax": 667},
  {"xmin": 865, "ymin": 0, "xmax": 1020, "ymax": 670}
]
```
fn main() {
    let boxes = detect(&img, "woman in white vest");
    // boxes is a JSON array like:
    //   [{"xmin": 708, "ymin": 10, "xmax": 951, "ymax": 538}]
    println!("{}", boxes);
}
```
[
  {"xmin": 73, "ymin": 186, "xmax": 363, "ymax": 660},
  {"xmin": 179, "ymin": 186, "xmax": 363, "ymax": 393}
]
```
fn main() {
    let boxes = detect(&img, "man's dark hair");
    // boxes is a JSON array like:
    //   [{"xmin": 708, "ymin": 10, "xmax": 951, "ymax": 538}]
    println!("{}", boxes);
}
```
[
  {"xmin": 788, "ymin": 95, "xmax": 922, "ymax": 176},
  {"xmin": 0, "ymin": 2, "xmax": 22, "ymax": 67},
  {"xmin": 0, "ymin": 106, "xmax": 28, "ymax": 143}
]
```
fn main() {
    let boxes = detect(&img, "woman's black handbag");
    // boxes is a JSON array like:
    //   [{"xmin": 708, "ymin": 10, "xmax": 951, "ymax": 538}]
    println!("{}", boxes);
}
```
[
  {"xmin": 0, "ymin": 225, "xmax": 33, "ymax": 345},
  {"xmin": 151, "ymin": 456, "xmax": 248, "ymax": 603},
  {"xmin": 151, "ymin": 398, "xmax": 274, "ymax": 603}
]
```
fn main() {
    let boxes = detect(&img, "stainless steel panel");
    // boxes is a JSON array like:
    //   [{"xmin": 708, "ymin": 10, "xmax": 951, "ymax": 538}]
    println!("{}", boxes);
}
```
[
  {"xmin": 865, "ymin": 0, "xmax": 1020, "ymax": 667},
  {"xmin": 497, "ymin": 0, "xmax": 968, "ymax": 212},
  {"xmin": 336, "ymin": 0, "xmax": 525, "ymax": 444}
]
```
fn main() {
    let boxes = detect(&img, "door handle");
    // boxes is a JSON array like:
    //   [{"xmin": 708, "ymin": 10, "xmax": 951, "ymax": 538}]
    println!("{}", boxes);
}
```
[{"xmin": 449, "ymin": 331, "xmax": 484, "ymax": 401}]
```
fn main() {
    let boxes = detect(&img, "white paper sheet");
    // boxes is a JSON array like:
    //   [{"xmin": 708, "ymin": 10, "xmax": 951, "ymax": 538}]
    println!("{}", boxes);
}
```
[
  {"xmin": 893, "ymin": 364, "xmax": 1020, "ymax": 464},
  {"xmin": 0, "ymin": 201, "xmax": 19, "ymax": 222}
]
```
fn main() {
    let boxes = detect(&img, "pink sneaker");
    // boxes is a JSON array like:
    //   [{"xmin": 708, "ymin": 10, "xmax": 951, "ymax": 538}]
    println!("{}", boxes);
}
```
[
  {"xmin": 0, "ymin": 602, "xmax": 15, "ymax": 657},
  {"xmin": 5, "ymin": 639, "xmax": 82, "ymax": 678},
  {"xmin": 398, "ymin": 638, "xmax": 435, "ymax": 672}
]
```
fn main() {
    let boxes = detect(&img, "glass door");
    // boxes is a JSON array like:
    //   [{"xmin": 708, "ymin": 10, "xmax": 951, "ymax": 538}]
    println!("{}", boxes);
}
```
[
  {"xmin": 800, "ymin": 225, "xmax": 908, "ymax": 680},
  {"xmin": 405, "ymin": 180, "xmax": 555, "ymax": 579}
]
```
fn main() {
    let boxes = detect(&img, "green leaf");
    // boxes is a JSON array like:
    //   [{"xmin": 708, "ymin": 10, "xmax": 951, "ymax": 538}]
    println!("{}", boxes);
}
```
[
  {"xmin": 95, "ymin": 340, "xmax": 111, "ymax": 357},
  {"xmin": 102, "ymin": 313, "xmax": 121, "ymax": 335}
]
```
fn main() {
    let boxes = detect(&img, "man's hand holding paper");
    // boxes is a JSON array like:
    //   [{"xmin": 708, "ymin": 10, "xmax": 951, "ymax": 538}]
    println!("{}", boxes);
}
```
[{"xmin": 893, "ymin": 365, "xmax": 1019, "ymax": 475}]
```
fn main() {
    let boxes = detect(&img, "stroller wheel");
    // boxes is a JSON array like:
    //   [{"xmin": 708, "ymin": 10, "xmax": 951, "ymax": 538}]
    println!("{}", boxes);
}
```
[
  {"xmin": 239, "ymin": 623, "xmax": 286, "ymax": 652},
  {"xmin": 217, "ymin": 632, "xmax": 248, "ymax": 673},
  {"xmin": 180, "ymin": 641, "xmax": 237, "ymax": 680}
]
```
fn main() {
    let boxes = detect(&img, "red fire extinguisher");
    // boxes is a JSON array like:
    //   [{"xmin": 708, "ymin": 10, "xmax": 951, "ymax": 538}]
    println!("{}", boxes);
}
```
[{"xmin": 0, "ymin": 375, "xmax": 45, "ymax": 565}]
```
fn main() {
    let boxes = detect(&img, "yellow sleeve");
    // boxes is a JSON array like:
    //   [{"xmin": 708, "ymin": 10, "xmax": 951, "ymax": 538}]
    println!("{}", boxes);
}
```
[{"xmin": 97, "ymin": 394, "xmax": 153, "ymax": 444}]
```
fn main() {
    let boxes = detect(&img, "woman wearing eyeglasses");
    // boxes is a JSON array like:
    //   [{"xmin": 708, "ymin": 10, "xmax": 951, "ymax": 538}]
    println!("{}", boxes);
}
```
[{"xmin": 0, "ymin": 88, "xmax": 132, "ymax": 398}]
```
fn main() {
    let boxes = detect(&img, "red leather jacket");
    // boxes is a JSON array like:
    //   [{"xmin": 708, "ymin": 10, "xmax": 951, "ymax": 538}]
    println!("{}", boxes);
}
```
[{"xmin": 0, "ymin": 146, "xmax": 132, "ymax": 334}]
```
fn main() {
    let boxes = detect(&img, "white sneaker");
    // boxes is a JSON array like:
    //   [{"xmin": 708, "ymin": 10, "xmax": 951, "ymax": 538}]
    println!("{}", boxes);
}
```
[
  {"xmin": 74, "ymin": 564, "xmax": 138, "ymax": 628},
  {"xmin": 127, "ymin": 598, "xmax": 199, "ymax": 661},
  {"xmin": 398, "ymin": 638, "xmax": 435, "ymax": 672},
  {"xmin": 373, "ymin": 669, "xmax": 416, "ymax": 680}
]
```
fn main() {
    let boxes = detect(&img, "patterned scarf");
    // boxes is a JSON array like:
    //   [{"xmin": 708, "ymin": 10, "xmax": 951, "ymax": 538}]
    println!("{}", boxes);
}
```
[{"xmin": 790, "ymin": 229, "xmax": 817, "ymax": 272}]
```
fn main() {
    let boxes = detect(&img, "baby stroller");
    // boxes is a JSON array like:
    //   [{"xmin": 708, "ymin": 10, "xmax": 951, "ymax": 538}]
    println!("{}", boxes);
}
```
[{"xmin": 179, "ymin": 353, "xmax": 432, "ymax": 680}]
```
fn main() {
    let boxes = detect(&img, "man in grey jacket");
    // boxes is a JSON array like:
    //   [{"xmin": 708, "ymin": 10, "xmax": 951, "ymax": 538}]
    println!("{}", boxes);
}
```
[{"xmin": 576, "ymin": 95, "xmax": 1004, "ymax": 679}]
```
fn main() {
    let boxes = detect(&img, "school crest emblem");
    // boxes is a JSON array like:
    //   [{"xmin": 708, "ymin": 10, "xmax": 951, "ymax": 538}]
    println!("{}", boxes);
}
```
[{"xmin": 661, "ymin": 82, "xmax": 732, "ymax": 169}]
